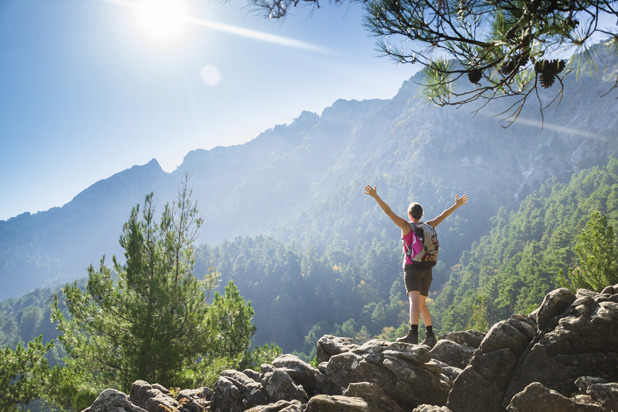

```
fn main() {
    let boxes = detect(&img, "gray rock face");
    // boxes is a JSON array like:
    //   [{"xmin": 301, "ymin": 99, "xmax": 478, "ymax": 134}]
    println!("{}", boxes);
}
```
[
  {"xmin": 429, "ymin": 339, "xmax": 476, "ymax": 369},
  {"xmin": 344, "ymin": 382, "xmax": 405, "ymax": 412},
  {"xmin": 304, "ymin": 395, "xmax": 368, "ymax": 412},
  {"xmin": 83, "ymin": 389, "xmax": 147, "ymax": 412},
  {"xmin": 316, "ymin": 335, "xmax": 359, "ymax": 363},
  {"xmin": 446, "ymin": 315, "xmax": 537, "ymax": 412},
  {"xmin": 245, "ymin": 399, "xmax": 304, "ymax": 412},
  {"xmin": 506, "ymin": 382, "xmax": 603, "ymax": 412},
  {"xmin": 129, "ymin": 380, "xmax": 178, "ymax": 412},
  {"xmin": 326, "ymin": 339, "xmax": 450, "ymax": 409},
  {"xmin": 503, "ymin": 285, "xmax": 618, "ymax": 405},
  {"xmin": 438, "ymin": 330, "xmax": 485, "ymax": 349}
]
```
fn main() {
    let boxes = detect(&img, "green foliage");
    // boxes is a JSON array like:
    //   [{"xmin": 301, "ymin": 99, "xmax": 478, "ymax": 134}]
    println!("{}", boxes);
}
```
[
  {"xmin": 0, "ymin": 336, "xmax": 53, "ymax": 411},
  {"xmin": 52, "ymin": 180, "xmax": 221, "ymax": 394},
  {"xmin": 562, "ymin": 211, "xmax": 617, "ymax": 291},
  {"xmin": 471, "ymin": 295, "xmax": 489, "ymax": 332},
  {"xmin": 434, "ymin": 156, "xmax": 618, "ymax": 333},
  {"xmin": 206, "ymin": 281, "xmax": 256, "ymax": 359}
]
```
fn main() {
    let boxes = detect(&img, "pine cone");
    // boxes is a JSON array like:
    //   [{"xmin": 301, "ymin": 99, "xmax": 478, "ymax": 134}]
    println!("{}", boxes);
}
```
[
  {"xmin": 540, "ymin": 71, "xmax": 556, "ymax": 88},
  {"xmin": 468, "ymin": 69, "xmax": 483, "ymax": 84}
]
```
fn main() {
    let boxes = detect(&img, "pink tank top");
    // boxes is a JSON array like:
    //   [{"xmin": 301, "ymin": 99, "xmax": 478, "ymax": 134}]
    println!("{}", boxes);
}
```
[{"xmin": 402, "ymin": 227, "xmax": 415, "ymax": 267}]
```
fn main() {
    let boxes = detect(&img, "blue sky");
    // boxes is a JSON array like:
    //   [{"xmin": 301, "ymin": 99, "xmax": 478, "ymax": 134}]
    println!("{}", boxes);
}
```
[{"xmin": 0, "ymin": 0, "xmax": 415, "ymax": 221}]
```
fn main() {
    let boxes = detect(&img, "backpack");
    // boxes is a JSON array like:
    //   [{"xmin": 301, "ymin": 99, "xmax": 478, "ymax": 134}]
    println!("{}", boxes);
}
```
[{"xmin": 405, "ymin": 222, "xmax": 439, "ymax": 267}]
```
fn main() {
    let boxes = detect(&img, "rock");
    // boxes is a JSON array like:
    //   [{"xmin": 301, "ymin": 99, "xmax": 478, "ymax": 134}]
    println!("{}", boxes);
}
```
[
  {"xmin": 129, "ymin": 380, "xmax": 177, "ymax": 412},
  {"xmin": 326, "ymin": 339, "xmax": 449, "ymax": 410},
  {"xmin": 84, "ymin": 388, "xmax": 146, "ymax": 412},
  {"xmin": 177, "ymin": 387, "xmax": 212, "ymax": 412},
  {"xmin": 413, "ymin": 406, "xmax": 452, "ymax": 412},
  {"xmin": 430, "ymin": 359, "xmax": 461, "ymax": 383},
  {"xmin": 438, "ymin": 330, "xmax": 485, "ymax": 349},
  {"xmin": 316, "ymin": 335, "xmax": 359, "ymax": 363},
  {"xmin": 535, "ymin": 288, "xmax": 576, "ymax": 331},
  {"xmin": 430, "ymin": 339, "xmax": 475, "ymax": 369},
  {"xmin": 503, "ymin": 287, "xmax": 618, "ymax": 405},
  {"xmin": 506, "ymin": 382, "xmax": 603, "ymax": 411},
  {"xmin": 601, "ymin": 284, "xmax": 617, "ymax": 295},
  {"xmin": 245, "ymin": 399, "xmax": 304, "ymax": 412},
  {"xmin": 576, "ymin": 376, "xmax": 618, "ymax": 411},
  {"xmin": 211, "ymin": 370, "xmax": 268, "ymax": 412},
  {"xmin": 305, "ymin": 395, "xmax": 369, "ymax": 412},
  {"xmin": 261, "ymin": 369, "xmax": 308, "ymax": 403},
  {"xmin": 271, "ymin": 354, "xmax": 336, "ymax": 396},
  {"xmin": 447, "ymin": 315, "xmax": 536, "ymax": 412},
  {"xmin": 244, "ymin": 368, "xmax": 263, "ymax": 382},
  {"xmin": 344, "ymin": 382, "xmax": 405, "ymax": 412}
]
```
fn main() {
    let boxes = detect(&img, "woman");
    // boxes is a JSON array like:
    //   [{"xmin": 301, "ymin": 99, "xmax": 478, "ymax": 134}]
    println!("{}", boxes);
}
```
[{"xmin": 364, "ymin": 184, "xmax": 468, "ymax": 346}]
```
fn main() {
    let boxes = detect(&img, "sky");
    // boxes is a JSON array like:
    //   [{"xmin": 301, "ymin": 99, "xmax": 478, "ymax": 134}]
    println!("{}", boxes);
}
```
[{"xmin": 0, "ymin": 0, "xmax": 416, "ymax": 221}]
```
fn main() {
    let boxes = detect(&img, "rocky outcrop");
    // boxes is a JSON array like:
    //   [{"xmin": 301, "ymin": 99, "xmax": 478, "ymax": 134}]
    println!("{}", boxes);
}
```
[
  {"xmin": 83, "ymin": 284, "xmax": 618, "ymax": 412},
  {"xmin": 503, "ymin": 286, "xmax": 618, "ymax": 408},
  {"xmin": 446, "ymin": 314, "xmax": 537, "ymax": 412}
]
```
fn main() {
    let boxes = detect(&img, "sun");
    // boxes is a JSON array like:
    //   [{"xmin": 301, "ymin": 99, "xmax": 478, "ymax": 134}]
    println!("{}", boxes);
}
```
[{"xmin": 132, "ymin": 0, "xmax": 190, "ymax": 45}]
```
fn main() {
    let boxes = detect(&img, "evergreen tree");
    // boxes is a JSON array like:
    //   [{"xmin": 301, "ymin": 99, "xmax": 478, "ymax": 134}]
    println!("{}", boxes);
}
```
[
  {"xmin": 52, "ymin": 178, "xmax": 220, "ymax": 395},
  {"xmin": 206, "ymin": 281, "xmax": 256, "ymax": 359},
  {"xmin": 0, "ymin": 336, "xmax": 52, "ymax": 411},
  {"xmin": 563, "ymin": 211, "xmax": 618, "ymax": 291}
]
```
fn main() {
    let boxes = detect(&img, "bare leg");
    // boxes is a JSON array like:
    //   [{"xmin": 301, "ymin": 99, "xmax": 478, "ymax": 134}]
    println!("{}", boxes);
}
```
[
  {"xmin": 408, "ymin": 291, "xmax": 420, "ymax": 325},
  {"xmin": 419, "ymin": 294, "xmax": 432, "ymax": 327}
]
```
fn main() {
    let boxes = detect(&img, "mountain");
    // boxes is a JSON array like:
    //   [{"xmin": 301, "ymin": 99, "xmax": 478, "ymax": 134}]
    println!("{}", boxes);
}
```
[{"xmin": 1, "ymin": 43, "xmax": 616, "ymax": 300}]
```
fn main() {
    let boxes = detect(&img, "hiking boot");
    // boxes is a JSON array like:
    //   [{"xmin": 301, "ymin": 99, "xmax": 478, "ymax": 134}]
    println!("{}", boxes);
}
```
[
  {"xmin": 421, "ymin": 333, "xmax": 437, "ymax": 348},
  {"xmin": 396, "ymin": 328, "xmax": 418, "ymax": 344}
]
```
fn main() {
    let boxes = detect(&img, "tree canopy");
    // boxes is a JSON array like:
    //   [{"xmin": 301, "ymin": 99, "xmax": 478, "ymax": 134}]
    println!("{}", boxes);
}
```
[{"xmin": 251, "ymin": 0, "xmax": 618, "ymax": 125}]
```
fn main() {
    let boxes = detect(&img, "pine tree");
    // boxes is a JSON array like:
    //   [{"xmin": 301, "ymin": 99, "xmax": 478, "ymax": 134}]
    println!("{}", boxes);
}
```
[
  {"xmin": 0, "ymin": 336, "xmax": 53, "ymax": 411},
  {"xmin": 52, "ymin": 177, "xmax": 221, "ymax": 394},
  {"xmin": 206, "ymin": 281, "xmax": 256, "ymax": 359},
  {"xmin": 563, "ymin": 211, "xmax": 618, "ymax": 292}
]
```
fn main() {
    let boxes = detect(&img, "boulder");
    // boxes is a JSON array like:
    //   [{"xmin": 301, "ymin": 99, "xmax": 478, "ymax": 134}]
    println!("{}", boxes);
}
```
[
  {"xmin": 446, "ymin": 315, "xmax": 536, "ymax": 412},
  {"xmin": 506, "ymin": 382, "xmax": 602, "ymax": 411},
  {"xmin": 413, "ymin": 406, "xmax": 453, "ymax": 412},
  {"xmin": 210, "ymin": 370, "xmax": 268, "ymax": 412},
  {"xmin": 344, "ymin": 382, "xmax": 404, "ymax": 412},
  {"xmin": 245, "ymin": 399, "xmax": 304, "ymax": 412},
  {"xmin": 177, "ymin": 387, "xmax": 211, "ymax": 412},
  {"xmin": 261, "ymin": 369, "xmax": 308, "ymax": 403},
  {"xmin": 429, "ymin": 339, "xmax": 475, "ymax": 369},
  {"xmin": 304, "ymin": 395, "xmax": 368, "ymax": 412},
  {"xmin": 534, "ymin": 287, "xmax": 576, "ymax": 331},
  {"xmin": 271, "ymin": 354, "xmax": 338, "ymax": 396},
  {"xmin": 316, "ymin": 335, "xmax": 359, "ymax": 363},
  {"xmin": 576, "ymin": 376, "xmax": 618, "ymax": 411},
  {"xmin": 438, "ymin": 330, "xmax": 485, "ymax": 349},
  {"xmin": 326, "ymin": 339, "xmax": 450, "ymax": 410},
  {"xmin": 503, "ymin": 287, "xmax": 618, "ymax": 405},
  {"xmin": 84, "ymin": 388, "xmax": 146, "ymax": 412},
  {"xmin": 128, "ymin": 381, "xmax": 178, "ymax": 412}
]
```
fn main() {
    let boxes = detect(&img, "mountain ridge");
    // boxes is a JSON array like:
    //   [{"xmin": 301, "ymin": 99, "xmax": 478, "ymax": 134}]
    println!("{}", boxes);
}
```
[{"xmin": 1, "ymin": 44, "xmax": 616, "ymax": 300}]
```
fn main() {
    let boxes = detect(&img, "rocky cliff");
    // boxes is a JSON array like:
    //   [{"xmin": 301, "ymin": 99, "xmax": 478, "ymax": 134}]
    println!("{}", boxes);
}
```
[{"xmin": 84, "ymin": 283, "xmax": 618, "ymax": 412}]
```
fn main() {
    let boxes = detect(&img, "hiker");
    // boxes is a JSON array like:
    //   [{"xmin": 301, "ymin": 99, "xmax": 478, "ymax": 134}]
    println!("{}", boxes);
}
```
[{"xmin": 364, "ymin": 184, "xmax": 468, "ymax": 346}]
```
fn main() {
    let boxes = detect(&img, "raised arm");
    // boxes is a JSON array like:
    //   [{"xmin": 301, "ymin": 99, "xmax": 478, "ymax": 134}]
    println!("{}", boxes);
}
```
[
  {"xmin": 427, "ymin": 194, "xmax": 468, "ymax": 228},
  {"xmin": 364, "ymin": 185, "xmax": 411, "ymax": 234}
]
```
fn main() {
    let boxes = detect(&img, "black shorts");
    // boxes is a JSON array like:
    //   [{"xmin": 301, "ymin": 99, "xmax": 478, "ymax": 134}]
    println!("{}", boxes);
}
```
[{"xmin": 404, "ymin": 264, "xmax": 433, "ymax": 296}]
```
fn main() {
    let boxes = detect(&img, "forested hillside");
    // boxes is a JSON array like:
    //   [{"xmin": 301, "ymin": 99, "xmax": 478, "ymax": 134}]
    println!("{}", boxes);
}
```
[{"xmin": 434, "ymin": 157, "xmax": 618, "ymax": 333}]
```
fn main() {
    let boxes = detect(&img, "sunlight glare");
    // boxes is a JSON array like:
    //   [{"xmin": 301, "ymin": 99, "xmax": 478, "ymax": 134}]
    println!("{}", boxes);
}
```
[{"xmin": 133, "ymin": 0, "xmax": 189, "ymax": 45}]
